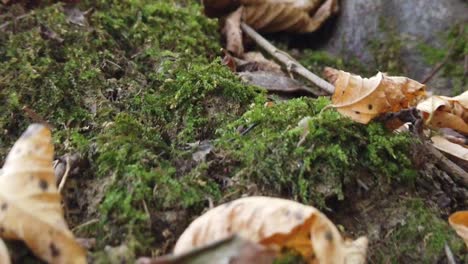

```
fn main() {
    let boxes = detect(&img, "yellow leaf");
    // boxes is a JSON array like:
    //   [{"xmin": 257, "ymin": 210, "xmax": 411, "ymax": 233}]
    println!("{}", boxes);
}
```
[
  {"xmin": 174, "ymin": 196, "xmax": 368, "ymax": 264},
  {"xmin": 416, "ymin": 91, "xmax": 468, "ymax": 134},
  {"xmin": 0, "ymin": 124, "xmax": 86, "ymax": 264},
  {"xmin": 448, "ymin": 211, "xmax": 468, "ymax": 247},
  {"xmin": 324, "ymin": 67, "xmax": 426, "ymax": 124},
  {"xmin": 0, "ymin": 239, "xmax": 11, "ymax": 264}
]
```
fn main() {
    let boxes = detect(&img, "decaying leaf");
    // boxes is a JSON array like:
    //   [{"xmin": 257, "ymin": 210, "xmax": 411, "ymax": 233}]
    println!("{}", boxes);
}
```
[
  {"xmin": 0, "ymin": 124, "xmax": 86, "ymax": 264},
  {"xmin": 416, "ymin": 91, "xmax": 468, "ymax": 134},
  {"xmin": 0, "ymin": 239, "xmax": 11, "ymax": 264},
  {"xmin": 448, "ymin": 211, "xmax": 468, "ymax": 247},
  {"xmin": 174, "ymin": 196, "xmax": 368, "ymax": 264},
  {"xmin": 138, "ymin": 235, "xmax": 277, "ymax": 264},
  {"xmin": 223, "ymin": 6, "xmax": 244, "ymax": 56},
  {"xmin": 205, "ymin": 0, "xmax": 338, "ymax": 33},
  {"xmin": 324, "ymin": 67, "xmax": 426, "ymax": 124},
  {"xmin": 243, "ymin": 52, "xmax": 282, "ymax": 72},
  {"xmin": 239, "ymin": 71, "xmax": 326, "ymax": 96}
]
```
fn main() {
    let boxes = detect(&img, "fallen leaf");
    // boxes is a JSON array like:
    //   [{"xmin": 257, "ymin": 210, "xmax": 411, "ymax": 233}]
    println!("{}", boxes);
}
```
[
  {"xmin": 431, "ymin": 136, "xmax": 468, "ymax": 170},
  {"xmin": 324, "ymin": 67, "xmax": 426, "ymax": 124},
  {"xmin": 239, "ymin": 71, "xmax": 326, "ymax": 96},
  {"xmin": 207, "ymin": 0, "xmax": 338, "ymax": 33},
  {"xmin": 174, "ymin": 196, "xmax": 368, "ymax": 264},
  {"xmin": 138, "ymin": 235, "xmax": 277, "ymax": 264},
  {"xmin": 0, "ymin": 239, "xmax": 11, "ymax": 264},
  {"xmin": 0, "ymin": 124, "xmax": 86, "ymax": 264},
  {"xmin": 223, "ymin": 6, "xmax": 244, "ymax": 56},
  {"xmin": 416, "ymin": 91, "xmax": 468, "ymax": 134},
  {"xmin": 242, "ymin": 51, "xmax": 282, "ymax": 72},
  {"xmin": 448, "ymin": 211, "xmax": 468, "ymax": 247}
]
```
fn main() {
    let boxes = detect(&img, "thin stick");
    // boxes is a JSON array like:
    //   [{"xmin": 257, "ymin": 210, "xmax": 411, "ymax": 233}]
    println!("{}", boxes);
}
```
[
  {"xmin": 240, "ymin": 22, "xmax": 335, "ymax": 94},
  {"xmin": 444, "ymin": 243, "xmax": 456, "ymax": 264},
  {"xmin": 58, "ymin": 155, "xmax": 71, "ymax": 192},
  {"xmin": 421, "ymin": 25, "xmax": 463, "ymax": 84}
]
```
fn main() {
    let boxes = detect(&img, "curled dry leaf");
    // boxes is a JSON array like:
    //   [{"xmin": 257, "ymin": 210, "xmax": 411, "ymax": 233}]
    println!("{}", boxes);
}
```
[
  {"xmin": 416, "ymin": 91, "xmax": 468, "ymax": 134},
  {"xmin": 0, "ymin": 239, "xmax": 11, "ymax": 264},
  {"xmin": 205, "ymin": 0, "xmax": 338, "ymax": 33},
  {"xmin": 324, "ymin": 67, "xmax": 426, "ymax": 124},
  {"xmin": 0, "ymin": 124, "xmax": 86, "ymax": 264},
  {"xmin": 223, "ymin": 6, "xmax": 244, "ymax": 55},
  {"xmin": 448, "ymin": 211, "xmax": 468, "ymax": 247},
  {"xmin": 174, "ymin": 196, "xmax": 368, "ymax": 264}
]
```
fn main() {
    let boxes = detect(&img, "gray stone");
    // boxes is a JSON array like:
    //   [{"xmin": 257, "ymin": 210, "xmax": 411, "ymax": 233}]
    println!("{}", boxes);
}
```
[{"xmin": 322, "ymin": 0, "xmax": 467, "ymax": 94}]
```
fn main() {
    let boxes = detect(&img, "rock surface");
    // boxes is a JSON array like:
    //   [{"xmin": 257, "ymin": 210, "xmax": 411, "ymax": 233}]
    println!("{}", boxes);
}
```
[{"xmin": 322, "ymin": 0, "xmax": 467, "ymax": 94}]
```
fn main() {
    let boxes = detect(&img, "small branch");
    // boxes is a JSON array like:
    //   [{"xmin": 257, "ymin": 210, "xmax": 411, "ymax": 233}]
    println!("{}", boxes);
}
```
[
  {"xmin": 444, "ymin": 243, "xmax": 456, "ymax": 264},
  {"xmin": 58, "ymin": 155, "xmax": 71, "ymax": 192},
  {"xmin": 0, "ymin": 11, "xmax": 34, "ymax": 31},
  {"xmin": 240, "ymin": 22, "xmax": 335, "ymax": 95},
  {"xmin": 421, "ymin": 25, "xmax": 463, "ymax": 84},
  {"xmin": 424, "ymin": 142, "xmax": 468, "ymax": 187}
]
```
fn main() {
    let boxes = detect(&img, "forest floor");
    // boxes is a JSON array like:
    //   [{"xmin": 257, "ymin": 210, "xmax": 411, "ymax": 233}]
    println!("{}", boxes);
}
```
[{"xmin": 0, "ymin": 1, "xmax": 466, "ymax": 263}]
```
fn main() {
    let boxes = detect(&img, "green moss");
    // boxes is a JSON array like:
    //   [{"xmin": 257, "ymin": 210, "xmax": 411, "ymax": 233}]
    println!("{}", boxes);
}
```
[
  {"xmin": 376, "ymin": 199, "xmax": 465, "ymax": 263},
  {"xmin": 217, "ymin": 97, "xmax": 416, "ymax": 207},
  {"xmin": 418, "ymin": 24, "xmax": 467, "ymax": 95},
  {"xmin": 0, "ymin": 0, "xmax": 261, "ymax": 254}
]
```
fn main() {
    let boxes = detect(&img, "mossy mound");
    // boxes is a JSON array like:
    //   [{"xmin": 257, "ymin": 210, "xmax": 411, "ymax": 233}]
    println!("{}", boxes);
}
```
[{"xmin": 0, "ymin": 1, "xmax": 465, "ymax": 263}]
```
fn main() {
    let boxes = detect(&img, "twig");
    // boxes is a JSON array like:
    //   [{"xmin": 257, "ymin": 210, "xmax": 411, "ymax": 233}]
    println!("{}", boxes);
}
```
[
  {"xmin": 58, "ymin": 155, "xmax": 71, "ymax": 192},
  {"xmin": 421, "ymin": 25, "xmax": 463, "ymax": 84},
  {"xmin": 424, "ymin": 142, "xmax": 468, "ymax": 187},
  {"xmin": 72, "ymin": 218, "xmax": 99, "ymax": 232},
  {"xmin": 240, "ymin": 23, "xmax": 335, "ymax": 94},
  {"xmin": 444, "ymin": 243, "xmax": 456, "ymax": 264}
]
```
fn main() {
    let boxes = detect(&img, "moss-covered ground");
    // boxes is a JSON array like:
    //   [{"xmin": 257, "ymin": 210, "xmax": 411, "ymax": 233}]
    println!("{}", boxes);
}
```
[{"xmin": 0, "ymin": 1, "xmax": 465, "ymax": 263}]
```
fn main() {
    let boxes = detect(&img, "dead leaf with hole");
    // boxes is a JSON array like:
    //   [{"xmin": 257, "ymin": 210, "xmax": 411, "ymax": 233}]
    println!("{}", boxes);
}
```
[
  {"xmin": 174, "ymin": 196, "xmax": 368, "ymax": 264},
  {"xmin": 416, "ymin": 91, "xmax": 468, "ymax": 134},
  {"xmin": 324, "ymin": 67, "xmax": 426, "ymax": 124},
  {"xmin": 0, "ymin": 239, "xmax": 11, "ymax": 264},
  {"xmin": 449, "ymin": 211, "xmax": 468, "ymax": 247},
  {"xmin": 0, "ymin": 124, "xmax": 87, "ymax": 264}
]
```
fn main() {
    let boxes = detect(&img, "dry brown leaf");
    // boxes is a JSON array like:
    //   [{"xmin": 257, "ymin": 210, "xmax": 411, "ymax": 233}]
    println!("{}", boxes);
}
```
[
  {"xmin": 416, "ymin": 91, "xmax": 468, "ymax": 134},
  {"xmin": 0, "ymin": 124, "xmax": 86, "ymax": 264},
  {"xmin": 174, "ymin": 196, "xmax": 368, "ymax": 264},
  {"xmin": 224, "ymin": 6, "xmax": 244, "ymax": 55},
  {"xmin": 448, "ymin": 211, "xmax": 468, "ymax": 247},
  {"xmin": 324, "ymin": 67, "xmax": 426, "ymax": 124},
  {"xmin": 242, "ymin": 51, "xmax": 282, "ymax": 72},
  {"xmin": 0, "ymin": 239, "xmax": 11, "ymax": 264},
  {"xmin": 241, "ymin": 0, "xmax": 338, "ymax": 33},
  {"xmin": 204, "ymin": 0, "xmax": 338, "ymax": 33}
]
